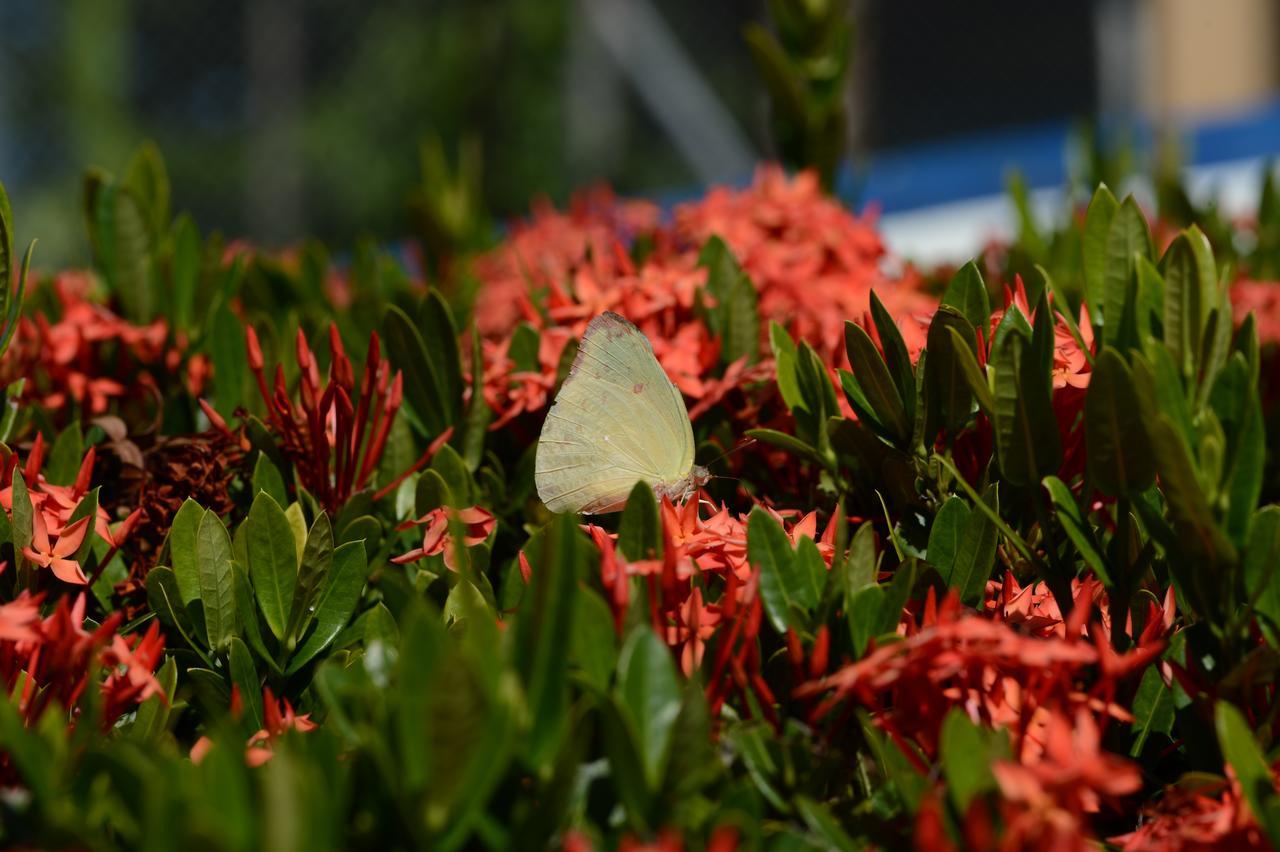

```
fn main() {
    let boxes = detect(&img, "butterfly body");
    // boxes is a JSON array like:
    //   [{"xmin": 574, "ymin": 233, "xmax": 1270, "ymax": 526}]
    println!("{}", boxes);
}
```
[{"xmin": 535, "ymin": 312, "xmax": 709, "ymax": 514}]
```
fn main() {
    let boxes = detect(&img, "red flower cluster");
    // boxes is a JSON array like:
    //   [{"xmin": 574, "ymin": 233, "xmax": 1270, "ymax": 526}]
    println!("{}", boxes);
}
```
[
  {"xmin": 471, "ymin": 168, "xmax": 935, "ymax": 430},
  {"xmin": 0, "ymin": 437, "xmax": 141, "ymax": 585},
  {"xmin": 238, "ymin": 324, "xmax": 436, "ymax": 514},
  {"xmin": 802, "ymin": 582, "xmax": 1168, "ymax": 763},
  {"xmin": 1, "ymin": 271, "xmax": 207, "ymax": 417},
  {"xmin": 0, "ymin": 591, "xmax": 163, "ymax": 737},
  {"xmin": 583, "ymin": 498, "xmax": 836, "ymax": 723},
  {"xmin": 190, "ymin": 685, "xmax": 317, "ymax": 767},
  {"xmin": 1110, "ymin": 767, "xmax": 1280, "ymax": 850}
]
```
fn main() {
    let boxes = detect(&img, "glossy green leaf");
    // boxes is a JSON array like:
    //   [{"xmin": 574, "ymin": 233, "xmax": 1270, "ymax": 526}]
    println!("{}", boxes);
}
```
[
  {"xmin": 196, "ymin": 509, "xmax": 237, "ymax": 651},
  {"xmin": 384, "ymin": 303, "xmax": 451, "ymax": 435},
  {"xmin": 1245, "ymin": 506, "xmax": 1280, "ymax": 644},
  {"xmin": 941, "ymin": 708, "xmax": 1003, "ymax": 812},
  {"xmin": 1043, "ymin": 476, "xmax": 1111, "ymax": 585},
  {"xmin": 945, "ymin": 326, "xmax": 996, "ymax": 414},
  {"xmin": 618, "ymin": 625, "xmax": 681, "ymax": 787},
  {"xmin": 869, "ymin": 290, "xmax": 915, "ymax": 425},
  {"xmin": 843, "ymin": 320, "xmax": 909, "ymax": 444},
  {"xmin": 286, "ymin": 512, "xmax": 333, "ymax": 649},
  {"xmin": 227, "ymin": 637, "xmax": 263, "ymax": 731},
  {"xmin": 940, "ymin": 260, "xmax": 990, "ymax": 330},
  {"xmin": 1216, "ymin": 701, "xmax": 1280, "ymax": 847},
  {"xmin": 287, "ymin": 541, "xmax": 369, "ymax": 674},
  {"xmin": 947, "ymin": 487, "xmax": 1000, "ymax": 605},
  {"xmin": 1129, "ymin": 665, "xmax": 1175, "ymax": 756},
  {"xmin": 246, "ymin": 492, "xmax": 299, "ymax": 641},
  {"xmin": 252, "ymin": 454, "xmax": 288, "ymax": 508},
  {"xmin": 618, "ymin": 480, "xmax": 662, "ymax": 562},
  {"xmin": 749, "ymin": 508, "xmax": 817, "ymax": 632},
  {"xmin": 927, "ymin": 496, "xmax": 967, "ymax": 577},
  {"xmin": 1082, "ymin": 184, "xmax": 1119, "ymax": 319},
  {"xmin": 989, "ymin": 321, "xmax": 1060, "ymax": 487},
  {"xmin": 925, "ymin": 306, "xmax": 978, "ymax": 438},
  {"xmin": 570, "ymin": 586, "xmax": 618, "ymax": 691},
  {"xmin": 45, "ymin": 422, "xmax": 84, "ymax": 486},
  {"xmin": 1086, "ymin": 348, "xmax": 1156, "ymax": 495},
  {"xmin": 513, "ymin": 513, "xmax": 581, "ymax": 769},
  {"xmin": 1102, "ymin": 195, "xmax": 1151, "ymax": 345}
]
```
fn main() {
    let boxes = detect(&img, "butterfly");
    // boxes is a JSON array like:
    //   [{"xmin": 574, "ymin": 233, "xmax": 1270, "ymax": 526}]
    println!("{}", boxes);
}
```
[{"xmin": 535, "ymin": 312, "xmax": 709, "ymax": 514}]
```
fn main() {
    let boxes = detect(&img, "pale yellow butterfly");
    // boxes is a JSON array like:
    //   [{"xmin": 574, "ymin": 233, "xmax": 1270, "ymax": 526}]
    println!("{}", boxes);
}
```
[{"xmin": 535, "ymin": 312, "xmax": 709, "ymax": 514}]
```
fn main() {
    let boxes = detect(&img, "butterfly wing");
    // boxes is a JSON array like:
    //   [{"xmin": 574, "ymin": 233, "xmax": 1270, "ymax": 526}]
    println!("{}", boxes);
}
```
[{"xmin": 535, "ymin": 312, "xmax": 695, "ymax": 514}]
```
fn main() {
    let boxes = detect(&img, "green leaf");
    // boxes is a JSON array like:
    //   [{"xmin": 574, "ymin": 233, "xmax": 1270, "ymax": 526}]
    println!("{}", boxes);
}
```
[
  {"xmin": 925, "ymin": 306, "xmax": 978, "ymax": 438},
  {"xmin": 697, "ymin": 233, "xmax": 760, "ymax": 367},
  {"xmin": 942, "ymin": 486, "xmax": 999, "ymax": 606},
  {"xmin": 286, "ymin": 541, "xmax": 368, "ymax": 674},
  {"xmin": 1245, "ymin": 506, "xmax": 1280, "ymax": 644},
  {"xmin": 1082, "ymin": 184, "xmax": 1118, "ymax": 321},
  {"xmin": 1222, "ymin": 378, "xmax": 1265, "ymax": 546},
  {"xmin": 841, "ymin": 521, "xmax": 878, "ymax": 599},
  {"xmin": 146, "ymin": 566, "xmax": 206, "ymax": 659},
  {"xmin": 941, "ymin": 260, "xmax": 991, "ymax": 330},
  {"xmin": 246, "ymin": 492, "xmax": 299, "ymax": 641},
  {"xmin": 417, "ymin": 290, "xmax": 464, "ymax": 425},
  {"xmin": 96, "ymin": 184, "xmax": 155, "ymax": 323},
  {"xmin": 1086, "ymin": 348, "xmax": 1156, "ymax": 495},
  {"xmin": 233, "ymin": 562, "xmax": 279, "ymax": 673},
  {"xmin": 1146, "ymin": 415, "xmax": 1237, "ymax": 619},
  {"xmin": 431, "ymin": 443, "xmax": 473, "ymax": 506},
  {"xmin": 843, "ymin": 320, "xmax": 909, "ymax": 444},
  {"xmin": 209, "ymin": 302, "xmax": 247, "ymax": 419},
  {"xmin": 513, "ymin": 513, "xmax": 581, "ymax": 769},
  {"xmin": 131, "ymin": 656, "xmax": 177, "ymax": 742},
  {"xmin": 252, "ymin": 455, "xmax": 288, "ymax": 507},
  {"xmin": 618, "ymin": 626, "xmax": 682, "ymax": 787},
  {"xmin": 926, "ymin": 496, "xmax": 967, "ymax": 577},
  {"xmin": 869, "ymin": 290, "xmax": 916, "ymax": 425},
  {"xmin": 196, "ymin": 510, "xmax": 237, "ymax": 651},
  {"xmin": 227, "ymin": 637, "xmax": 263, "ymax": 731},
  {"xmin": 286, "ymin": 512, "xmax": 333, "ymax": 649},
  {"xmin": 945, "ymin": 326, "xmax": 996, "ymax": 414},
  {"xmin": 770, "ymin": 321, "xmax": 802, "ymax": 411},
  {"xmin": 1043, "ymin": 476, "xmax": 1111, "ymax": 585},
  {"xmin": 383, "ymin": 304, "xmax": 451, "ymax": 435},
  {"xmin": 170, "ymin": 214, "xmax": 200, "ymax": 331},
  {"xmin": 44, "ymin": 422, "xmax": 84, "ymax": 486},
  {"xmin": 415, "ymin": 468, "xmax": 453, "ymax": 516},
  {"xmin": 989, "ymin": 320, "xmax": 1061, "ymax": 487},
  {"xmin": 1216, "ymin": 701, "xmax": 1280, "ymax": 847},
  {"xmin": 1129, "ymin": 665, "xmax": 1174, "ymax": 756},
  {"xmin": 794, "ymin": 796, "xmax": 859, "ymax": 852},
  {"xmin": 166, "ymin": 499, "xmax": 205, "ymax": 606},
  {"xmin": 744, "ymin": 427, "xmax": 820, "ymax": 463},
  {"xmin": 618, "ymin": 481, "xmax": 662, "ymax": 562},
  {"xmin": 570, "ymin": 586, "xmax": 618, "ymax": 691},
  {"xmin": 10, "ymin": 472, "xmax": 32, "ymax": 568},
  {"xmin": 940, "ymin": 708, "xmax": 1003, "ymax": 812},
  {"xmin": 1102, "ymin": 196, "xmax": 1152, "ymax": 346},
  {"xmin": 748, "ymin": 508, "xmax": 817, "ymax": 633},
  {"xmin": 461, "ymin": 326, "xmax": 490, "ymax": 471}
]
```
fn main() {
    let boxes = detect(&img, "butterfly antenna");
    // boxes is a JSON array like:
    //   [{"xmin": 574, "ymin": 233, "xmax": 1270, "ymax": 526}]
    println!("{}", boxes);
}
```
[{"xmin": 704, "ymin": 437, "xmax": 758, "ymax": 470}]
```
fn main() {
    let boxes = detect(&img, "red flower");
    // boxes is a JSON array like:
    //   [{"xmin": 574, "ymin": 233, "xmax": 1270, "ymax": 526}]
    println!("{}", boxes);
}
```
[{"xmin": 392, "ymin": 505, "xmax": 496, "ymax": 571}]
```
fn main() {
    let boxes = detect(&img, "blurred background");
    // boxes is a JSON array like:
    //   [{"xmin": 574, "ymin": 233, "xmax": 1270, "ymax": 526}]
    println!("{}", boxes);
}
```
[{"xmin": 2, "ymin": 0, "xmax": 1279, "ymax": 266}]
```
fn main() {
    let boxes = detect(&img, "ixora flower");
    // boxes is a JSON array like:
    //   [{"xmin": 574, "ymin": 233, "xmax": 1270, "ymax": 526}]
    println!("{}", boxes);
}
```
[
  {"xmin": 469, "ymin": 167, "xmax": 936, "ymax": 436},
  {"xmin": 0, "ymin": 437, "xmax": 141, "ymax": 586},
  {"xmin": 987, "ymin": 276, "xmax": 1094, "ymax": 390},
  {"xmin": 798, "ymin": 583, "xmax": 1168, "ymax": 764},
  {"xmin": 0, "ymin": 271, "xmax": 202, "ymax": 417},
  {"xmin": 233, "ymin": 323, "xmax": 450, "ymax": 515},
  {"xmin": 391, "ymin": 505, "xmax": 496, "ymax": 570},
  {"xmin": 0, "ymin": 592, "xmax": 164, "ymax": 735},
  {"xmin": 190, "ymin": 686, "xmax": 317, "ymax": 768}
]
